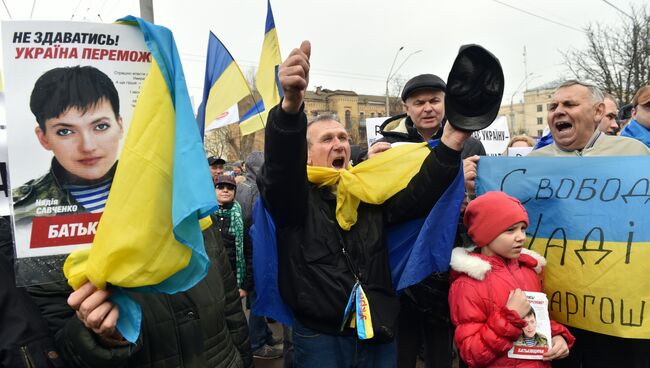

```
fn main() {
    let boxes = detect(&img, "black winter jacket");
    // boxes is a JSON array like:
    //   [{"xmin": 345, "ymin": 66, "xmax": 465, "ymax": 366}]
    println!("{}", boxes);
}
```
[
  {"xmin": 259, "ymin": 104, "xmax": 462, "ymax": 339},
  {"xmin": 0, "ymin": 217, "xmax": 63, "ymax": 368},
  {"xmin": 27, "ymin": 225, "xmax": 253, "ymax": 368},
  {"xmin": 212, "ymin": 203, "xmax": 254, "ymax": 292}
]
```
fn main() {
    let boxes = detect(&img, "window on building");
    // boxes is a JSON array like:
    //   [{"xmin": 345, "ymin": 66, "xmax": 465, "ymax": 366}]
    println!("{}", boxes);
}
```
[
  {"xmin": 371, "ymin": 112, "xmax": 375, "ymax": 118},
  {"xmin": 359, "ymin": 112, "xmax": 365, "ymax": 123},
  {"xmin": 312, "ymin": 111, "xmax": 318, "ymax": 117},
  {"xmin": 537, "ymin": 117, "xmax": 543, "ymax": 125},
  {"xmin": 345, "ymin": 110, "xmax": 351, "ymax": 129},
  {"xmin": 537, "ymin": 104, "xmax": 543, "ymax": 112},
  {"xmin": 537, "ymin": 129, "xmax": 544, "ymax": 137}
]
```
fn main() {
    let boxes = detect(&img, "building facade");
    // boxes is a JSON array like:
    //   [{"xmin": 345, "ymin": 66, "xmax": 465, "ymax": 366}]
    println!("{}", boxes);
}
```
[
  {"xmin": 499, "ymin": 81, "xmax": 561, "ymax": 138},
  {"xmin": 304, "ymin": 87, "xmax": 390, "ymax": 146}
]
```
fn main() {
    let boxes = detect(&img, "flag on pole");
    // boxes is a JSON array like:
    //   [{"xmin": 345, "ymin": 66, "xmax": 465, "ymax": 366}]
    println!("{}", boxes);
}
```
[
  {"xmin": 196, "ymin": 31, "xmax": 251, "ymax": 136},
  {"xmin": 239, "ymin": 0, "xmax": 283, "ymax": 136},
  {"xmin": 64, "ymin": 16, "xmax": 218, "ymax": 343}
]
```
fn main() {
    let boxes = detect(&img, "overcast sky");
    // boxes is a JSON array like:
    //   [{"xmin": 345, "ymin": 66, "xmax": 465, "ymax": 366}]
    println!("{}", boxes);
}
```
[{"xmin": 0, "ymin": 0, "xmax": 645, "ymax": 107}]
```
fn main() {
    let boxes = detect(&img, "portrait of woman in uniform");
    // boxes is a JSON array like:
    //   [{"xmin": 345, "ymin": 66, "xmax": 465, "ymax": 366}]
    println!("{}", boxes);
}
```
[{"xmin": 12, "ymin": 66, "xmax": 123, "ymax": 237}]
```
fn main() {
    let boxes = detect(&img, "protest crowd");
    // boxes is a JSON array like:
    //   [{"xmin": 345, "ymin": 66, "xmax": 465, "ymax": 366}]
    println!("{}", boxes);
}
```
[{"xmin": 1, "ymin": 8, "xmax": 650, "ymax": 368}]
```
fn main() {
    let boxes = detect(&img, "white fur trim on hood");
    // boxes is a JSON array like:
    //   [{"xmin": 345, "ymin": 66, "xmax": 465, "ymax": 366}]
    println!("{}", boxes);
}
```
[
  {"xmin": 450, "ymin": 246, "xmax": 491, "ymax": 281},
  {"xmin": 521, "ymin": 247, "xmax": 546, "ymax": 274},
  {"xmin": 450, "ymin": 246, "xmax": 546, "ymax": 281}
]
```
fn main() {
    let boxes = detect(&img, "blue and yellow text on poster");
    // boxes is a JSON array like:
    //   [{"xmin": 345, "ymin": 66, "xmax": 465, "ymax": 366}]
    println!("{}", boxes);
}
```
[{"xmin": 477, "ymin": 156, "xmax": 650, "ymax": 338}]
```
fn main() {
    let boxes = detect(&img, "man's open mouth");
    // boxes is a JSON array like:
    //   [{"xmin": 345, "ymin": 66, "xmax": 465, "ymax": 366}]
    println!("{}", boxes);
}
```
[
  {"xmin": 555, "ymin": 121, "xmax": 573, "ymax": 132},
  {"xmin": 332, "ymin": 158, "xmax": 345, "ymax": 169}
]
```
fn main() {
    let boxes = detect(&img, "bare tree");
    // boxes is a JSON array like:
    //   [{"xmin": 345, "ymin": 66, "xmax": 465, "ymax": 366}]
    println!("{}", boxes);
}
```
[
  {"xmin": 564, "ymin": 5, "xmax": 650, "ymax": 103},
  {"xmin": 204, "ymin": 123, "xmax": 261, "ymax": 161},
  {"xmin": 388, "ymin": 74, "xmax": 408, "ymax": 116},
  {"xmin": 204, "ymin": 127, "xmax": 229, "ymax": 158}
]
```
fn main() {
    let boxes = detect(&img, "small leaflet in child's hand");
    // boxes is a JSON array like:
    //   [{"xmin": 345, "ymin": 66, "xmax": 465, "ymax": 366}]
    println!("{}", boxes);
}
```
[{"xmin": 508, "ymin": 291, "xmax": 552, "ymax": 360}]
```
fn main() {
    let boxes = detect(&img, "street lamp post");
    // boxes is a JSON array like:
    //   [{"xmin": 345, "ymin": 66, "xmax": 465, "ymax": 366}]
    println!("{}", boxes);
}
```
[
  {"xmin": 385, "ymin": 48, "xmax": 422, "ymax": 117},
  {"xmin": 385, "ymin": 46, "xmax": 404, "ymax": 117},
  {"xmin": 509, "ymin": 73, "xmax": 535, "ymax": 134}
]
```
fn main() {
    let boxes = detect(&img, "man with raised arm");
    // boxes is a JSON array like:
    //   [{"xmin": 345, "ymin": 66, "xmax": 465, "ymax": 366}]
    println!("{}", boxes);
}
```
[{"xmin": 258, "ymin": 40, "xmax": 470, "ymax": 367}]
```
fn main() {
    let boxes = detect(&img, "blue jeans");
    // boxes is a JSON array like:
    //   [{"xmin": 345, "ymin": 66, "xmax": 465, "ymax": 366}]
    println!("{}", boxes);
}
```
[
  {"xmin": 292, "ymin": 319, "xmax": 396, "ymax": 368},
  {"xmin": 248, "ymin": 291, "xmax": 273, "ymax": 351}
]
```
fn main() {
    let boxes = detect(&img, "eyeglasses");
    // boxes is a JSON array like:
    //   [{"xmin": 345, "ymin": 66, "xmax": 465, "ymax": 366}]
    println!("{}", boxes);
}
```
[{"xmin": 216, "ymin": 184, "xmax": 235, "ymax": 191}]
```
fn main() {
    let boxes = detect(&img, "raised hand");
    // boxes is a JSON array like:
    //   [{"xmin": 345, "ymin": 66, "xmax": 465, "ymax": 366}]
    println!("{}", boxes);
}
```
[
  {"xmin": 441, "ymin": 119, "xmax": 471, "ymax": 152},
  {"xmin": 279, "ymin": 40, "xmax": 311, "ymax": 114}
]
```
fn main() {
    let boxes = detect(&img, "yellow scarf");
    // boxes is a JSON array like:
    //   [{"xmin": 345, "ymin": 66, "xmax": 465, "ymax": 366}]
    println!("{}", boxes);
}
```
[{"xmin": 307, "ymin": 142, "xmax": 430, "ymax": 230}]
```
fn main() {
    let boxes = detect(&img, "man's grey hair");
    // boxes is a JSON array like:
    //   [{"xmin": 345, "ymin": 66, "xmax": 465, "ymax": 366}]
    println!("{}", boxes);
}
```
[
  {"xmin": 603, "ymin": 92, "xmax": 618, "ymax": 107},
  {"xmin": 307, "ymin": 113, "xmax": 341, "ymax": 126},
  {"xmin": 556, "ymin": 80, "xmax": 604, "ymax": 104},
  {"xmin": 306, "ymin": 113, "xmax": 342, "ymax": 145}
]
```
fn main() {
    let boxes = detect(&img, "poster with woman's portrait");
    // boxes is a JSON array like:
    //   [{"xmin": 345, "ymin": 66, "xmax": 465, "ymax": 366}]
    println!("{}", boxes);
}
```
[
  {"xmin": 508, "ymin": 291, "xmax": 553, "ymax": 360},
  {"xmin": 1, "ymin": 20, "xmax": 151, "ymax": 284}
]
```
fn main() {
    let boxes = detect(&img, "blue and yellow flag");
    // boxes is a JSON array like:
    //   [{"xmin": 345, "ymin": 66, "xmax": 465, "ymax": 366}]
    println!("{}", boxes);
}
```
[
  {"xmin": 196, "ymin": 32, "xmax": 251, "ymax": 136},
  {"xmin": 239, "ymin": 0, "xmax": 283, "ymax": 136},
  {"xmin": 64, "ymin": 16, "xmax": 218, "ymax": 343},
  {"xmin": 477, "ymin": 156, "xmax": 650, "ymax": 339}
]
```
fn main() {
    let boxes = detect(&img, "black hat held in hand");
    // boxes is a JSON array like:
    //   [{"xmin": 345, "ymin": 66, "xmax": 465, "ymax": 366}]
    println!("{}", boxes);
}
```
[{"xmin": 445, "ymin": 44, "xmax": 504, "ymax": 131}]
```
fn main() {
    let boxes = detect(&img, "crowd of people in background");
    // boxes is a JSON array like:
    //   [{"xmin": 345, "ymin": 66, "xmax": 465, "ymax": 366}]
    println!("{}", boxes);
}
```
[{"xmin": 3, "ymin": 36, "xmax": 650, "ymax": 368}]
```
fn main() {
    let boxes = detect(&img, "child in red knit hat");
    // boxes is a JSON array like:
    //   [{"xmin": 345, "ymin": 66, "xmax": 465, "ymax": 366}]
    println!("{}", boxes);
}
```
[{"xmin": 448, "ymin": 191, "xmax": 574, "ymax": 367}]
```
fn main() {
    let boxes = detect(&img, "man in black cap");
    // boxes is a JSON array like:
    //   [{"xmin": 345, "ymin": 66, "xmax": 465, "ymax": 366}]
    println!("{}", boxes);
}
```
[
  {"xmin": 367, "ymin": 74, "xmax": 486, "ymax": 368},
  {"xmin": 208, "ymin": 156, "xmax": 226, "ymax": 184},
  {"xmin": 367, "ymin": 74, "xmax": 485, "ymax": 159}
]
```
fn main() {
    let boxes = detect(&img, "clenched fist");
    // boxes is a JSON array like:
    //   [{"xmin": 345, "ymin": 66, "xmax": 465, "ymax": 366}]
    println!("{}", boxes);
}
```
[{"xmin": 279, "ymin": 40, "xmax": 311, "ymax": 114}]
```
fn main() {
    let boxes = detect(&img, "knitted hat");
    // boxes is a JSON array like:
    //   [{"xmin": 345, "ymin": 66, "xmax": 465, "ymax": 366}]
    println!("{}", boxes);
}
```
[{"xmin": 463, "ymin": 191, "xmax": 529, "ymax": 247}]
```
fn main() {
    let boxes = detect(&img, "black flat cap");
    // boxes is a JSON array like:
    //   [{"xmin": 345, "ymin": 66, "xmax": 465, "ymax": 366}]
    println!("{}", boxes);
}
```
[
  {"xmin": 619, "ymin": 103, "xmax": 632, "ymax": 121},
  {"xmin": 401, "ymin": 74, "xmax": 446, "ymax": 102},
  {"xmin": 445, "ymin": 44, "xmax": 504, "ymax": 131},
  {"xmin": 208, "ymin": 156, "xmax": 226, "ymax": 166}
]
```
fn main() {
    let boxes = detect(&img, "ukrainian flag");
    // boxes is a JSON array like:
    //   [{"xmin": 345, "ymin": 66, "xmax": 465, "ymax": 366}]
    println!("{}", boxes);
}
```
[
  {"xmin": 64, "ymin": 16, "xmax": 218, "ymax": 342},
  {"xmin": 196, "ymin": 31, "xmax": 251, "ymax": 135},
  {"xmin": 239, "ymin": 0, "xmax": 283, "ymax": 136}
]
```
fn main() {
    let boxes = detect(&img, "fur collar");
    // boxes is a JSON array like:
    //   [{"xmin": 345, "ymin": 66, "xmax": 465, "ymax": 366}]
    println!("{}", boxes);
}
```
[{"xmin": 450, "ymin": 246, "xmax": 546, "ymax": 281}]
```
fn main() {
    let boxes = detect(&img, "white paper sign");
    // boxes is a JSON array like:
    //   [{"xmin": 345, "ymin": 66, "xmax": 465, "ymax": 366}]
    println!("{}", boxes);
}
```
[
  {"xmin": 507, "ymin": 146, "xmax": 534, "ymax": 157},
  {"xmin": 471, "ymin": 115, "xmax": 510, "ymax": 156},
  {"xmin": 365, "ymin": 117, "xmax": 387, "ymax": 147}
]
